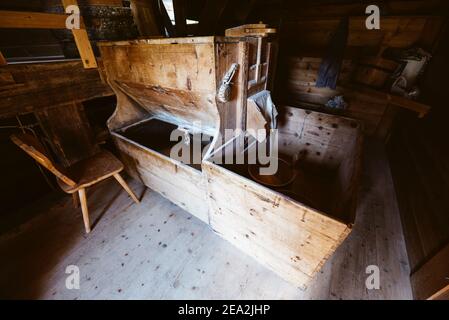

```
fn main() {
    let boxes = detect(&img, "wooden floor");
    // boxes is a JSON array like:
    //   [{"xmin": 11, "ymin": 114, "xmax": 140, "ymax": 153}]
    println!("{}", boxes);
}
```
[{"xmin": 0, "ymin": 141, "xmax": 413, "ymax": 299}]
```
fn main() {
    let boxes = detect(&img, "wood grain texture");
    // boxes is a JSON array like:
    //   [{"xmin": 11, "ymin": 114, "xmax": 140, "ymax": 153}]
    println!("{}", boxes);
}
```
[
  {"xmin": 0, "ymin": 61, "xmax": 113, "ymax": 118},
  {"xmin": 113, "ymin": 135, "xmax": 209, "ymax": 224},
  {"xmin": 35, "ymin": 103, "xmax": 99, "ymax": 166},
  {"xmin": 99, "ymin": 38, "xmax": 221, "ymax": 134},
  {"xmin": 0, "ymin": 10, "xmax": 69, "ymax": 29},
  {"xmin": 411, "ymin": 243, "xmax": 449, "ymax": 300},
  {"xmin": 61, "ymin": 0, "xmax": 98, "ymax": 69},
  {"xmin": 204, "ymin": 107, "xmax": 363, "ymax": 288}
]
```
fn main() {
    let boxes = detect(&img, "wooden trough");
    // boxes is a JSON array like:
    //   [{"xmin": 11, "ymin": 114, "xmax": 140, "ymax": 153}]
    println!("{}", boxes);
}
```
[{"xmin": 98, "ymin": 36, "xmax": 363, "ymax": 288}]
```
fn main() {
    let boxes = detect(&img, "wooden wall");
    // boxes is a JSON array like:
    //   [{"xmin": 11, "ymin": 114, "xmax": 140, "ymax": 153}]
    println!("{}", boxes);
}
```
[
  {"xmin": 387, "ymin": 23, "xmax": 449, "ymax": 299},
  {"xmin": 0, "ymin": 61, "xmax": 113, "ymax": 224},
  {"xmin": 248, "ymin": 0, "xmax": 448, "ymax": 140}
]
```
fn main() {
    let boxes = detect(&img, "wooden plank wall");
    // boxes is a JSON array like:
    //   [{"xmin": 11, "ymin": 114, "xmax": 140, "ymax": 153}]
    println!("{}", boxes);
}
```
[
  {"xmin": 247, "ymin": 0, "xmax": 448, "ymax": 140},
  {"xmin": 0, "ymin": 61, "xmax": 112, "ymax": 118},
  {"xmin": 0, "ymin": 61, "xmax": 113, "ymax": 165},
  {"xmin": 387, "ymin": 23, "xmax": 449, "ymax": 299}
]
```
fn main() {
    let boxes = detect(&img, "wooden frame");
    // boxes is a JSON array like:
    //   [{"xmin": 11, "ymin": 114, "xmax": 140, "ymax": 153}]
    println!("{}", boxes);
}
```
[{"xmin": 0, "ymin": 0, "xmax": 97, "ymax": 69}]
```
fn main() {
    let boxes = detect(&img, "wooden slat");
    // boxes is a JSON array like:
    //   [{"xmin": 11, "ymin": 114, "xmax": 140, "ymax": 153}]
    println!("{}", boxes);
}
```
[
  {"xmin": 62, "ymin": 0, "xmax": 97, "ymax": 69},
  {"xmin": 0, "ymin": 61, "xmax": 113, "ymax": 118},
  {"xmin": 411, "ymin": 243, "xmax": 449, "ymax": 299},
  {"xmin": 35, "ymin": 102, "xmax": 99, "ymax": 166},
  {"xmin": 0, "ymin": 10, "xmax": 69, "ymax": 29},
  {"xmin": 173, "ymin": 0, "xmax": 187, "ymax": 36},
  {"xmin": 71, "ymin": 28, "xmax": 98, "ymax": 68}
]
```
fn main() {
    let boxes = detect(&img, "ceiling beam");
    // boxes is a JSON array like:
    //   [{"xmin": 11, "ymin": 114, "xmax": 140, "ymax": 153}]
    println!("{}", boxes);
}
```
[
  {"xmin": 173, "ymin": 0, "xmax": 187, "ymax": 36},
  {"xmin": 0, "ymin": 10, "xmax": 70, "ymax": 29},
  {"xmin": 196, "ymin": 0, "xmax": 229, "ymax": 36},
  {"xmin": 158, "ymin": 0, "xmax": 175, "ymax": 37},
  {"xmin": 61, "ymin": 0, "xmax": 97, "ymax": 69}
]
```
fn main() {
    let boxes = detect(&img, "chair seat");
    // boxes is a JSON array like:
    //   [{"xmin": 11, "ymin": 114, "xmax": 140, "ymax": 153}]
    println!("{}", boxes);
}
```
[{"xmin": 58, "ymin": 150, "xmax": 124, "ymax": 194}]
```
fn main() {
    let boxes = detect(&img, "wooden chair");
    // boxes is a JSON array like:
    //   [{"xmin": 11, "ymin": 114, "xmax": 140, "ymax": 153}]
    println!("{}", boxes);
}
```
[{"xmin": 11, "ymin": 133, "xmax": 140, "ymax": 233}]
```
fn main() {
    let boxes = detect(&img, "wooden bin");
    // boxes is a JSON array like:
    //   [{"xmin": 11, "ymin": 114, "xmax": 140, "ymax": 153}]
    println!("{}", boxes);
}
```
[
  {"xmin": 203, "ymin": 106, "xmax": 363, "ymax": 288},
  {"xmin": 98, "ymin": 36, "xmax": 272, "ymax": 223},
  {"xmin": 98, "ymin": 36, "xmax": 362, "ymax": 288}
]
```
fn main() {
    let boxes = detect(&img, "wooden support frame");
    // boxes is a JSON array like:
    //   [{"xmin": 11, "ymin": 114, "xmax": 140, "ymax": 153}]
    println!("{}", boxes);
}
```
[
  {"xmin": 0, "ymin": 1, "xmax": 97, "ymax": 69},
  {"xmin": 61, "ymin": 0, "xmax": 97, "ymax": 69},
  {"xmin": 173, "ymin": 0, "xmax": 187, "ymax": 36}
]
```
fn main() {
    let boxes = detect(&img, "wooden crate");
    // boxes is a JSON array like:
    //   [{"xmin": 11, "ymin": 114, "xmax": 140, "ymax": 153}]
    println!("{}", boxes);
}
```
[{"xmin": 204, "ymin": 106, "xmax": 363, "ymax": 288}]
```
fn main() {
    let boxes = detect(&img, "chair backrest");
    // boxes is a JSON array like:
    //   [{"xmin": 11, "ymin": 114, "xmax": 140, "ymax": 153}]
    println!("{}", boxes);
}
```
[{"xmin": 10, "ymin": 133, "xmax": 77, "ymax": 187}]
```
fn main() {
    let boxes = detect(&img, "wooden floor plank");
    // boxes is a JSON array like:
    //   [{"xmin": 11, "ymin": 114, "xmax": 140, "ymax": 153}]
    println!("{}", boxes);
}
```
[{"xmin": 0, "ymin": 141, "xmax": 412, "ymax": 299}]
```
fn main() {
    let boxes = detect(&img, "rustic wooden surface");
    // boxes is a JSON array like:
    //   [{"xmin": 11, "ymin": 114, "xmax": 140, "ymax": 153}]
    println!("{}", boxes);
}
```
[
  {"xmin": 204, "ymin": 107, "xmax": 362, "ymax": 288},
  {"xmin": 0, "ymin": 140, "xmax": 412, "ymax": 299},
  {"xmin": 0, "ymin": 61, "xmax": 113, "ymax": 118},
  {"xmin": 35, "ymin": 102, "xmax": 99, "ymax": 167}
]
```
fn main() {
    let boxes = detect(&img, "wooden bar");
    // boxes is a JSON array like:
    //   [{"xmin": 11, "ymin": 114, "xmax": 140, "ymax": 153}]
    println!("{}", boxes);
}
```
[
  {"xmin": 0, "ymin": 10, "xmax": 70, "ymax": 29},
  {"xmin": 173, "ymin": 0, "xmax": 187, "ymax": 36},
  {"xmin": 61, "ymin": 0, "xmax": 98, "ymax": 69},
  {"xmin": 411, "ymin": 243, "xmax": 449, "ymax": 299}
]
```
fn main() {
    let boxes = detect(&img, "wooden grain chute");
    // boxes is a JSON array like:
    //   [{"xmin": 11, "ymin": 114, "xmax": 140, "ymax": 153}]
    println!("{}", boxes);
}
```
[{"xmin": 98, "ymin": 34, "xmax": 362, "ymax": 288}]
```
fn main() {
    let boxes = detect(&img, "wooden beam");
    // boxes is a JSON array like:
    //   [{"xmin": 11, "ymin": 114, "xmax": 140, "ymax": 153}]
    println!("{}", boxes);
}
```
[
  {"xmin": 0, "ymin": 51, "xmax": 6, "ymax": 66},
  {"xmin": 130, "ymin": 0, "xmax": 164, "ymax": 36},
  {"xmin": 158, "ymin": 0, "xmax": 175, "ymax": 37},
  {"xmin": 196, "ymin": 0, "xmax": 229, "ymax": 36},
  {"xmin": 173, "ymin": 0, "xmax": 187, "ymax": 36},
  {"xmin": 0, "ymin": 61, "xmax": 113, "ymax": 118},
  {"xmin": 348, "ymin": 85, "xmax": 431, "ymax": 118},
  {"xmin": 0, "ymin": 10, "xmax": 69, "ymax": 29},
  {"xmin": 61, "ymin": 0, "xmax": 97, "ymax": 69},
  {"xmin": 411, "ymin": 243, "xmax": 449, "ymax": 300}
]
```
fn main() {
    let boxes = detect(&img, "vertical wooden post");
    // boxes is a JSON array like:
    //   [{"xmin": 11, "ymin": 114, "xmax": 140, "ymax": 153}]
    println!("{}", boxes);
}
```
[
  {"xmin": 130, "ymin": 0, "xmax": 164, "ymax": 36},
  {"xmin": 173, "ymin": 0, "xmax": 187, "ymax": 36},
  {"xmin": 61, "ymin": 0, "xmax": 97, "ymax": 69}
]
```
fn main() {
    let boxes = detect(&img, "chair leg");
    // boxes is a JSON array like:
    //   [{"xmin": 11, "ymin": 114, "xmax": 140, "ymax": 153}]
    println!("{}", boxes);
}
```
[
  {"xmin": 72, "ymin": 193, "xmax": 79, "ymax": 208},
  {"xmin": 113, "ymin": 173, "xmax": 140, "ymax": 204},
  {"xmin": 78, "ymin": 188, "xmax": 91, "ymax": 234}
]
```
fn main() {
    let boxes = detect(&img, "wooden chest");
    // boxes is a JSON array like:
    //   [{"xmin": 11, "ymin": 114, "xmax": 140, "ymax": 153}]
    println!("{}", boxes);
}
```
[{"xmin": 98, "ymin": 36, "xmax": 362, "ymax": 288}]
